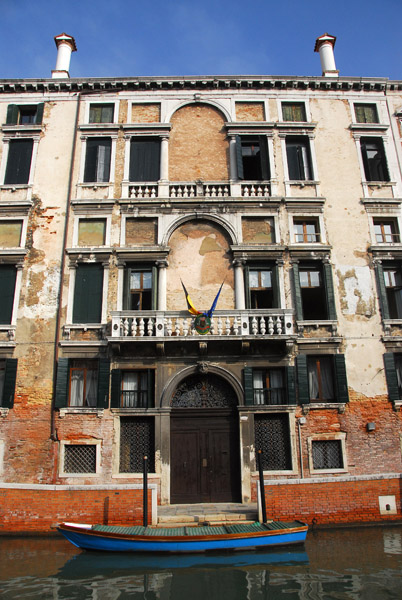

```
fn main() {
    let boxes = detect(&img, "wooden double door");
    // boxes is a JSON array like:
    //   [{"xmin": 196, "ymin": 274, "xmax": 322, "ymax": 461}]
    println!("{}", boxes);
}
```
[{"xmin": 170, "ymin": 411, "xmax": 241, "ymax": 504}]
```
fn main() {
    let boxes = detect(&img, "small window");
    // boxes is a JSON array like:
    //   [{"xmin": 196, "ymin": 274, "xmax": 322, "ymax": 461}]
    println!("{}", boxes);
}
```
[
  {"xmin": 0, "ymin": 221, "xmax": 23, "ymax": 248},
  {"xmin": 236, "ymin": 136, "xmax": 270, "ymax": 181},
  {"xmin": 124, "ymin": 268, "xmax": 155, "ymax": 310},
  {"xmin": 248, "ymin": 269, "xmax": 273, "ymax": 308},
  {"xmin": 282, "ymin": 102, "xmax": 306, "ymax": 122},
  {"xmin": 252, "ymin": 369, "xmax": 286, "ymax": 405},
  {"xmin": 254, "ymin": 413, "xmax": 292, "ymax": 471},
  {"xmin": 360, "ymin": 137, "xmax": 389, "ymax": 182},
  {"xmin": 373, "ymin": 219, "xmax": 400, "ymax": 243},
  {"xmin": 73, "ymin": 263, "xmax": 104, "ymax": 323},
  {"xmin": 6, "ymin": 103, "xmax": 44, "ymax": 126},
  {"xmin": 0, "ymin": 265, "xmax": 17, "ymax": 324},
  {"xmin": 294, "ymin": 219, "xmax": 320, "ymax": 243},
  {"xmin": 312, "ymin": 440, "xmax": 343, "ymax": 470},
  {"xmin": 64, "ymin": 444, "xmax": 97, "ymax": 474},
  {"xmin": 4, "ymin": 139, "xmax": 34, "ymax": 184},
  {"xmin": 78, "ymin": 219, "xmax": 106, "ymax": 247},
  {"xmin": 0, "ymin": 359, "xmax": 18, "ymax": 409},
  {"xmin": 299, "ymin": 265, "xmax": 328, "ymax": 320},
  {"xmin": 354, "ymin": 104, "xmax": 379, "ymax": 124},
  {"xmin": 89, "ymin": 104, "xmax": 114, "ymax": 124},
  {"xmin": 119, "ymin": 416, "xmax": 155, "ymax": 473},
  {"xmin": 121, "ymin": 371, "xmax": 149, "ymax": 408},
  {"xmin": 84, "ymin": 138, "xmax": 111, "ymax": 183},
  {"xmin": 307, "ymin": 356, "xmax": 335, "ymax": 402},
  {"xmin": 286, "ymin": 136, "xmax": 313, "ymax": 181},
  {"xmin": 129, "ymin": 138, "xmax": 161, "ymax": 182},
  {"xmin": 383, "ymin": 268, "xmax": 402, "ymax": 319},
  {"xmin": 68, "ymin": 360, "xmax": 98, "ymax": 407}
]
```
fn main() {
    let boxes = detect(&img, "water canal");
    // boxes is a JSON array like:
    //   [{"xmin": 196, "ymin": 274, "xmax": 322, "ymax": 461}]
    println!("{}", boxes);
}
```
[{"xmin": 0, "ymin": 525, "xmax": 401, "ymax": 599}]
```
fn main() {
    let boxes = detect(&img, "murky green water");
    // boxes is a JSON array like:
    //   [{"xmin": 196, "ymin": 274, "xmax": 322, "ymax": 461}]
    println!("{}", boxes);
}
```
[{"xmin": 0, "ymin": 525, "xmax": 401, "ymax": 599}]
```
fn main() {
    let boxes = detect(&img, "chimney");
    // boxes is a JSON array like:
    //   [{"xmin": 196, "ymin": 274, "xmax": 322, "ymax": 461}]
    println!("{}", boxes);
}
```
[
  {"xmin": 52, "ymin": 33, "xmax": 77, "ymax": 79},
  {"xmin": 314, "ymin": 33, "xmax": 338, "ymax": 77}
]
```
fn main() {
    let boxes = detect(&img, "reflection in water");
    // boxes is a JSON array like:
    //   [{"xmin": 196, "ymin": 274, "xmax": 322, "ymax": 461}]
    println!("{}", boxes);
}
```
[{"xmin": 0, "ymin": 526, "xmax": 401, "ymax": 599}]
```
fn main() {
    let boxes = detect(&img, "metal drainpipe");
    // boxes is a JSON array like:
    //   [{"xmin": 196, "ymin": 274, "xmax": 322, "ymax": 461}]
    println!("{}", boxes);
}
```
[{"xmin": 297, "ymin": 418, "xmax": 304, "ymax": 478}]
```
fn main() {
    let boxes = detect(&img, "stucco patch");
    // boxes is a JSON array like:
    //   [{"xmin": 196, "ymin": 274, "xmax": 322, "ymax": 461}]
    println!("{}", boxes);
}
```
[{"xmin": 336, "ymin": 266, "xmax": 375, "ymax": 316}]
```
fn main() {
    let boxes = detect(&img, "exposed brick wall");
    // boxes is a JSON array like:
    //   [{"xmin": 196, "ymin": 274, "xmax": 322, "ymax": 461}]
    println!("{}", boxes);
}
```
[
  {"xmin": 253, "ymin": 475, "xmax": 402, "ymax": 526},
  {"xmin": 235, "ymin": 102, "xmax": 265, "ymax": 121},
  {"xmin": 125, "ymin": 217, "xmax": 158, "ymax": 245},
  {"xmin": 131, "ymin": 103, "xmax": 161, "ymax": 123},
  {"xmin": 0, "ymin": 487, "xmax": 154, "ymax": 533},
  {"xmin": 242, "ymin": 217, "xmax": 275, "ymax": 244}
]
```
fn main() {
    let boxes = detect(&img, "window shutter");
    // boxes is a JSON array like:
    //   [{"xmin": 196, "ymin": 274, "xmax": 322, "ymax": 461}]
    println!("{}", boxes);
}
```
[
  {"xmin": 55, "ymin": 358, "xmax": 70, "ymax": 408},
  {"xmin": 129, "ymin": 138, "xmax": 160, "ymax": 182},
  {"xmin": 152, "ymin": 265, "xmax": 158, "ymax": 310},
  {"xmin": 282, "ymin": 104, "xmax": 293, "ymax": 121},
  {"xmin": 110, "ymin": 369, "xmax": 122, "ymax": 408},
  {"xmin": 334, "ymin": 354, "xmax": 349, "ymax": 403},
  {"xmin": 286, "ymin": 142, "xmax": 300, "ymax": 180},
  {"xmin": 272, "ymin": 263, "xmax": 280, "ymax": 308},
  {"xmin": 2, "ymin": 358, "xmax": 18, "ymax": 408},
  {"xmin": 6, "ymin": 105, "xmax": 19, "ymax": 125},
  {"xmin": 383, "ymin": 353, "xmax": 400, "ymax": 403},
  {"xmin": 35, "ymin": 103, "xmax": 44, "ymax": 125},
  {"xmin": 296, "ymin": 355, "xmax": 309, "ymax": 404},
  {"xmin": 244, "ymin": 265, "xmax": 251, "ymax": 309},
  {"xmin": 374, "ymin": 263, "xmax": 390, "ymax": 320},
  {"xmin": 5, "ymin": 139, "xmax": 34, "ymax": 185},
  {"xmin": 84, "ymin": 138, "xmax": 111, "ymax": 183},
  {"xmin": 0, "ymin": 265, "xmax": 17, "ymax": 325},
  {"xmin": 97, "ymin": 358, "xmax": 110, "ymax": 408},
  {"xmin": 84, "ymin": 140, "xmax": 98, "ymax": 182},
  {"xmin": 147, "ymin": 369, "xmax": 155, "ymax": 407},
  {"xmin": 235, "ymin": 136, "xmax": 244, "ymax": 180},
  {"xmin": 243, "ymin": 367, "xmax": 254, "ymax": 405},
  {"xmin": 285, "ymin": 366, "xmax": 296, "ymax": 405},
  {"xmin": 73, "ymin": 263, "xmax": 103, "ymax": 324},
  {"xmin": 323, "ymin": 263, "xmax": 337, "ymax": 321},
  {"xmin": 292, "ymin": 263, "xmax": 303, "ymax": 320},
  {"xmin": 259, "ymin": 136, "xmax": 270, "ymax": 180}
]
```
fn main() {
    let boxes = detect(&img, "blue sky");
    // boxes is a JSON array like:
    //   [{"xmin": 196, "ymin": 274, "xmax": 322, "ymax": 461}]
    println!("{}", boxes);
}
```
[{"xmin": 1, "ymin": 0, "xmax": 401, "ymax": 80}]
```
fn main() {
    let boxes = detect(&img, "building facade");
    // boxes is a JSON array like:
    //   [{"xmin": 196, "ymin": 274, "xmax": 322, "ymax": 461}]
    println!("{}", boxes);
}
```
[{"xmin": 1, "ymin": 34, "xmax": 402, "ymax": 529}]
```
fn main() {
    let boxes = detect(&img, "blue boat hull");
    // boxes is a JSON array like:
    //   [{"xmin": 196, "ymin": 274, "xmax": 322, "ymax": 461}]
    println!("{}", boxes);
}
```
[{"xmin": 58, "ymin": 522, "xmax": 308, "ymax": 553}]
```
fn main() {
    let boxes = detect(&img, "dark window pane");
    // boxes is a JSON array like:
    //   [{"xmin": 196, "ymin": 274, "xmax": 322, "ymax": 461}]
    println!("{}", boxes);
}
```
[
  {"xmin": 89, "ymin": 104, "xmax": 114, "ymax": 123},
  {"xmin": 307, "ymin": 356, "xmax": 335, "ymax": 401},
  {"xmin": 73, "ymin": 264, "xmax": 103, "ymax": 323},
  {"xmin": 129, "ymin": 138, "xmax": 160, "ymax": 182},
  {"xmin": 120, "ymin": 417, "xmax": 155, "ymax": 473},
  {"xmin": 64, "ymin": 445, "xmax": 97, "ymax": 473},
  {"xmin": 361, "ymin": 138, "xmax": 389, "ymax": 182},
  {"xmin": 0, "ymin": 265, "xmax": 17, "ymax": 324},
  {"xmin": 299, "ymin": 267, "xmax": 328, "ymax": 319},
  {"xmin": 355, "ymin": 104, "xmax": 378, "ymax": 124},
  {"xmin": 286, "ymin": 137, "xmax": 312, "ymax": 181},
  {"xmin": 84, "ymin": 138, "xmax": 111, "ymax": 182},
  {"xmin": 5, "ymin": 139, "xmax": 33, "ymax": 184}
]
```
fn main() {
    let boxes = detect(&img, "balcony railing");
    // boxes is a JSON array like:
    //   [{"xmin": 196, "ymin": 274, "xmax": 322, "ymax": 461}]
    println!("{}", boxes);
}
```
[
  {"xmin": 110, "ymin": 309, "xmax": 294, "ymax": 340},
  {"xmin": 124, "ymin": 181, "xmax": 273, "ymax": 200}
]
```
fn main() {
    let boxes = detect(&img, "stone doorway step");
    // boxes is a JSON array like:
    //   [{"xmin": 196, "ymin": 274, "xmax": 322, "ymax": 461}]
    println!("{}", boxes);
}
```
[{"xmin": 157, "ymin": 502, "xmax": 258, "ymax": 527}]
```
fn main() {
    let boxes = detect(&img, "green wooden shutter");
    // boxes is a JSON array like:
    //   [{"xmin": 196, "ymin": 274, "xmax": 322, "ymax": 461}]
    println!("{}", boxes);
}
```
[
  {"xmin": 84, "ymin": 138, "xmax": 111, "ymax": 183},
  {"xmin": 286, "ymin": 141, "xmax": 300, "ymax": 180},
  {"xmin": 384, "ymin": 353, "xmax": 400, "ymax": 403},
  {"xmin": 97, "ymin": 358, "xmax": 110, "ymax": 408},
  {"xmin": 282, "ymin": 104, "xmax": 293, "ymax": 121},
  {"xmin": 296, "ymin": 355, "xmax": 309, "ymax": 404},
  {"xmin": 73, "ymin": 263, "xmax": 103, "ymax": 324},
  {"xmin": 35, "ymin": 103, "xmax": 44, "ymax": 125},
  {"xmin": 110, "ymin": 369, "xmax": 122, "ymax": 408},
  {"xmin": 243, "ymin": 367, "xmax": 254, "ymax": 405},
  {"xmin": 292, "ymin": 263, "xmax": 303, "ymax": 320},
  {"xmin": 0, "ymin": 265, "xmax": 17, "ymax": 325},
  {"xmin": 147, "ymin": 369, "xmax": 155, "ymax": 408},
  {"xmin": 1, "ymin": 358, "xmax": 18, "ymax": 408},
  {"xmin": 272, "ymin": 263, "xmax": 280, "ymax": 308},
  {"xmin": 334, "ymin": 354, "xmax": 349, "ymax": 403},
  {"xmin": 259, "ymin": 136, "xmax": 270, "ymax": 180},
  {"xmin": 374, "ymin": 263, "xmax": 390, "ymax": 320},
  {"xmin": 6, "ymin": 105, "xmax": 19, "ymax": 125},
  {"xmin": 5, "ymin": 139, "xmax": 34, "ymax": 184},
  {"xmin": 55, "ymin": 358, "xmax": 70, "ymax": 408},
  {"xmin": 285, "ymin": 366, "xmax": 296, "ymax": 405},
  {"xmin": 152, "ymin": 266, "xmax": 158, "ymax": 310},
  {"xmin": 244, "ymin": 265, "xmax": 251, "ymax": 309},
  {"xmin": 235, "ymin": 136, "xmax": 244, "ymax": 180},
  {"xmin": 129, "ymin": 138, "xmax": 160, "ymax": 182},
  {"xmin": 323, "ymin": 262, "xmax": 337, "ymax": 320}
]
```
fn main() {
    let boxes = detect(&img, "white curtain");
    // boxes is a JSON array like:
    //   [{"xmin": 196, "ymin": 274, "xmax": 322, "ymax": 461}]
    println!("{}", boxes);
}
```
[
  {"xmin": 253, "ymin": 371, "xmax": 264, "ymax": 404},
  {"xmin": 70, "ymin": 369, "xmax": 84, "ymax": 406},
  {"xmin": 270, "ymin": 370, "xmax": 284, "ymax": 404},
  {"xmin": 122, "ymin": 372, "xmax": 138, "ymax": 407},
  {"xmin": 85, "ymin": 369, "xmax": 97, "ymax": 407}
]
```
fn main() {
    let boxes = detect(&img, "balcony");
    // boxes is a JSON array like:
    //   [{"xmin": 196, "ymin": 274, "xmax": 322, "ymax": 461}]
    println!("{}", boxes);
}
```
[
  {"xmin": 110, "ymin": 309, "xmax": 294, "ymax": 341},
  {"xmin": 123, "ymin": 180, "xmax": 272, "ymax": 200}
]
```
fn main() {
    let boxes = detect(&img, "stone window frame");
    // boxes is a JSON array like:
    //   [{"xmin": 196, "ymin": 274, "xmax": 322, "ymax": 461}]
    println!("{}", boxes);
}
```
[
  {"xmin": 289, "ymin": 212, "xmax": 327, "ymax": 246},
  {"xmin": 277, "ymin": 98, "xmax": 311, "ymax": 123},
  {"xmin": 348, "ymin": 99, "xmax": 384, "ymax": 127},
  {"xmin": 65, "ymin": 255, "xmax": 110, "ymax": 327},
  {"xmin": 59, "ymin": 439, "xmax": 102, "ymax": 478},
  {"xmin": 72, "ymin": 214, "xmax": 112, "ymax": 248},
  {"xmin": 78, "ymin": 133, "xmax": 118, "ymax": 186},
  {"xmin": 83, "ymin": 100, "xmax": 120, "ymax": 125},
  {"xmin": 0, "ymin": 215, "xmax": 29, "ymax": 249},
  {"xmin": 307, "ymin": 432, "xmax": 348, "ymax": 475},
  {"xmin": 120, "ymin": 213, "xmax": 159, "ymax": 247},
  {"xmin": 369, "ymin": 213, "xmax": 402, "ymax": 246},
  {"xmin": 0, "ymin": 132, "xmax": 41, "ymax": 196}
]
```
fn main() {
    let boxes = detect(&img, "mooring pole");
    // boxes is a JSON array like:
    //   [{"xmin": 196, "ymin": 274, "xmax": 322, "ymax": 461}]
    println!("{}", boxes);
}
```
[
  {"xmin": 257, "ymin": 449, "xmax": 267, "ymax": 523},
  {"xmin": 143, "ymin": 455, "xmax": 148, "ymax": 527}
]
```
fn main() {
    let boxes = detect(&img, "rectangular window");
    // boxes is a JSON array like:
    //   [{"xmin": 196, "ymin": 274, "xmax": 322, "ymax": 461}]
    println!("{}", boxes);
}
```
[
  {"xmin": 286, "ymin": 136, "xmax": 313, "ymax": 181},
  {"xmin": 307, "ymin": 356, "xmax": 335, "ymax": 402},
  {"xmin": 236, "ymin": 136, "xmax": 270, "ymax": 181},
  {"xmin": 312, "ymin": 440, "xmax": 343, "ymax": 470},
  {"xmin": 129, "ymin": 138, "xmax": 160, "ymax": 182},
  {"xmin": 68, "ymin": 359, "xmax": 98, "ymax": 407},
  {"xmin": 89, "ymin": 104, "xmax": 114, "ymax": 123},
  {"xmin": 294, "ymin": 219, "xmax": 320, "ymax": 243},
  {"xmin": 384, "ymin": 353, "xmax": 402, "ymax": 402},
  {"xmin": 383, "ymin": 267, "xmax": 402, "ymax": 319},
  {"xmin": 78, "ymin": 219, "xmax": 106, "ymax": 247},
  {"xmin": 248, "ymin": 268, "xmax": 273, "ymax": 308},
  {"xmin": 0, "ymin": 221, "xmax": 23, "ymax": 248},
  {"xmin": 73, "ymin": 263, "xmax": 103, "ymax": 323},
  {"xmin": 119, "ymin": 417, "xmax": 155, "ymax": 473},
  {"xmin": 6, "ymin": 103, "xmax": 44, "ymax": 126},
  {"xmin": 282, "ymin": 102, "xmax": 307, "ymax": 122},
  {"xmin": 373, "ymin": 219, "xmax": 400, "ymax": 243},
  {"xmin": 124, "ymin": 267, "xmax": 156, "ymax": 311},
  {"xmin": 298, "ymin": 265, "xmax": 329, "ymax": 320},
  {"xmin": 354, "ymin": 104, "xmax": 379, "ymax": 124},
  {"xmin": 64, "ymin": 444, "xmax": 97, "ymax": 473},
  {"xmin": 0, "ymin": 265, "xmax": 17, "ymax": 324},
  {"xmin": 4, "ymin": 139, "xmax": 33, "ymax": 184},
  {"xmin": 121, "ymin": 371, "xmax": 149, "ymax": 408},
  {"xmin": 0, "ymin": 359, "xmax": 18, "ymax": 409},
  {"xmin": 84, "ymin": 138, "xmax": 111, "ymax": 183},
  {"xmin": 360, "ymin": 137, "xmax": 389, "ymax": 182},
  {"xmin": 252, "ymin": 369, "xmax": 286, "ymax": 405},
  {"xmin": 254, "ymin": 414, "xmax": 292, "ymax": 471}
]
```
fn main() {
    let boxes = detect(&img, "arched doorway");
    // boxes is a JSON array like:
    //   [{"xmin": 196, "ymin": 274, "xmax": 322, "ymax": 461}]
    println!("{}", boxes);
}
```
[{"xmin": 170, "ymin": 373, "xmax": 241, "ymax": 504}]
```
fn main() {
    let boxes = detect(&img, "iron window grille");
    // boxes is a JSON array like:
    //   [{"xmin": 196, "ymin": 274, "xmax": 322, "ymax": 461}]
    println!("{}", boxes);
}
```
[
  {"xmin": 312, "ymin": 440, "xmax": 343, "ymax": 470},
  {"xmin": 64, "ymin": 444, "xmax": 97, "ymax": 474},
  {"xmin": 119, "ymin": 417, "xmax": 155, "ymax": 473},
  {"xmin": 254, "ymin": 413, "xmax": 292, "ymax": 471}
]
